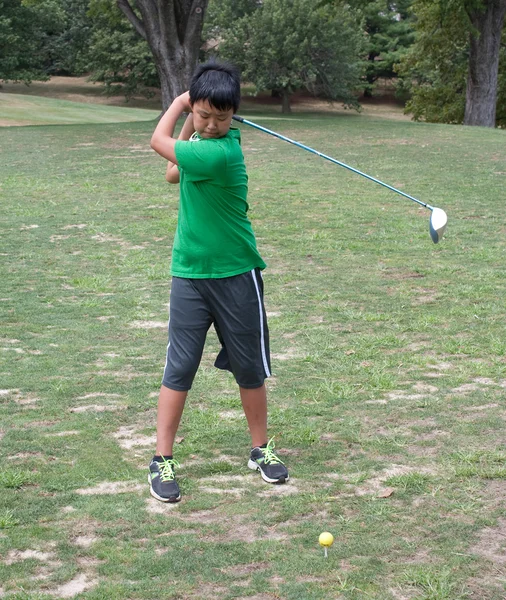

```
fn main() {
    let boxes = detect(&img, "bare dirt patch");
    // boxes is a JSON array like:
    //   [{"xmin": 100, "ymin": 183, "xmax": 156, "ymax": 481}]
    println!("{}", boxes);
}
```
[
  {"xmin": 481, "ymin": 480, "xmax": 506, "ymax": 511},
  {"xmin": 218, "ymin": 409, "xmax": 244, "ymax": 420},
  {"xmin": 184, "ymin": 454, "xmax": 241, "ymax": 467},
  {"xmin": 271, "ymin": 346, "xmax": 307, "ymax": 361},
  {"xmin": 76, "ymin": 480, "xmax": 144, "ymax": 495},
  {"xmin": 471, "ymin": 518, "xmax": 506, "ymax": 565},
  {"xmin": 466, "ymin": 574, "xmax": 506, "ymax": 600},
  {"xmin": 7, "ymin": 451, "xmax": 47, "ymax": 461},
  {"xmin": 77, "ymin": 392, "xmax": 122, "ymax": 400},
  {"xmin": 256, "ymin": 482, "xmax": 300, "ymax": 497},
  {"xmin": 451, "ymin": 383, "xmax": 480, "ymax": 394},
  {"xmin": 199, "ymin": 486, "xmax": 246, "ymax": 497},
  {"xmin": 185, "ymin": 583, "xmax": 230, "ymax": 599},
  {"xmin": 412, "ymin": 289, "xmax": 438, "ymax": 305},
  {"xmin": 1, "ymin": 388, "xmax": 40, "ymax": 406},
  {"xmin": 69, "ymin": 403, "xmax": 126, "ymax": 413},
  {"xmin": 234, "ymin": 594, "xmax": 279, "ymax": 600},
  {"xmin": 388, "ymin": 587, "xmax": 418, "ymax": 600},
  {"xmin": 221, "ymin": 561, "xmax": 270, "ymax": 577},
  {"xmin": 352, "ymin": 464, "xmax": 437, "ymax": 496},
  {"xmin": 387, "ymin": 391, "xmax": 427, "ymax": 401},
  {"xmin": 129, "ymin": 320, "xmax": 167, "ymax": 329},
  {"xmin": 145, "ymin": 497, "xmax": 180, "ymax": 514},
  {"xmin": 49, "ymin": 573, "xmax": 98, "ymax": 598},
  {"xmin": 474, "ymin": 377, "xmax": 496, "ymax": 386},
  {"xmin": 113, "ymin": 425, "xmax": 156, "ymax": 450},
  {"xmin": 174, "ymin": 509, "xmax": 288, "ymax": 543},
  {"xmin": 73, "ymin": 535, "xmax": 98, "ymax": 548},
  {"xmin": 412, "ymin": 383, "xmax": 439, "ymax": 394},
  {"xmin": 4, "ymin": 549, "xmax": 55, "ymax": 565},
  {"xmin": 463, "ymin": 403, "xmax": 499, "ymax": 412},
  {"xmin": 91, "ymin": 232, "xmax": 148, "ymax": 251}
]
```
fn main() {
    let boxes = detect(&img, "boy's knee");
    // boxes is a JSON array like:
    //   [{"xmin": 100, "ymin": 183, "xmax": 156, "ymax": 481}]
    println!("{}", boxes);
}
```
[{"xmin": 162, "ymin": 355, "xmax": 199, "ymax": 392}]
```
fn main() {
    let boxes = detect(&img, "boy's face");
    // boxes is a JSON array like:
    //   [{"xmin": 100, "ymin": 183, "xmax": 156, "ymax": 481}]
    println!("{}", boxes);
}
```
[{"xmin": 191, "ymin": 100, "xmax": 234, "ymax": 139}]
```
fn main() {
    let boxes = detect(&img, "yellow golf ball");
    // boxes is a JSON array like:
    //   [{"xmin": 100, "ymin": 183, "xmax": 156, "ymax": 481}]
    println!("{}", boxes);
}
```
[{"xmin": 319, "ymin": 532, "xmax": 334, "ymax": 547}]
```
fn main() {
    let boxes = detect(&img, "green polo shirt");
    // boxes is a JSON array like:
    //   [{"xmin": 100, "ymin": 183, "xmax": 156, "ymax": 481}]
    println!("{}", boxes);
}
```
[{"xmin": 172, "ymin": 128, "xmax": 266, "ymax": 278}]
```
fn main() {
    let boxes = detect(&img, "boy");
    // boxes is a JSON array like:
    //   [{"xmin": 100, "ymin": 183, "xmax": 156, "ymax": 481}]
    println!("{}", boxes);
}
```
[{"xmin": 148, "ymin": 60, "xmax": 289, "ymax": 503}]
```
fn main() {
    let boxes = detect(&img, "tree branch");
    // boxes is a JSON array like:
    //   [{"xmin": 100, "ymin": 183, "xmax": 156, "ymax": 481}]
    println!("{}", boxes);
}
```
[{"xmin": 117, "ymin": 0, "xmax": 147, "ymax": 40}]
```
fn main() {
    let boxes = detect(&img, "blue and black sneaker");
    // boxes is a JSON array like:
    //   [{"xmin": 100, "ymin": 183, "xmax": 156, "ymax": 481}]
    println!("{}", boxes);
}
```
[
  {"xmin": 148, "ymin": 456, "xmax": 181, "ymax": 503},
  {"xmin": 248, "ymin": 438, "xmax": 289, "ymax": 484}
]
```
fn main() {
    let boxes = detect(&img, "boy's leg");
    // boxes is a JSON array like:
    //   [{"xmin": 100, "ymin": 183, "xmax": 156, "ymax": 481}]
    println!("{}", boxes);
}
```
[
  {"xmin": 239, "ymin": 384, "xmax": 267, "ymax": 448},
  {"xmin": 241, "ymin": 384, "xmax": 289, "ymax": 484},
  {"xmin": 149, "ymin": 277, "xmax": 211, "ymax": 503},
  {"xmin": 149, "ymin": 385, "xmax": 188, "ymax": 503},
  {"xmin": 204, "ymin": 270, "xmax": 289, "ymax": 483},
  {"xmin": 156, "ymin": 385, "xmax": 188, "ymax": 457}
]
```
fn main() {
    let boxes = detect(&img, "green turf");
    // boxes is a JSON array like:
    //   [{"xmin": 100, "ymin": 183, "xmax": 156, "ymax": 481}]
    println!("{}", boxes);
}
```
[
  {"xmin": 1, "ymin": 102, "xmax": 506, "ymax": 599},
  {"xmin": 0, "ymin": 93, "xmax": 159, "ymax": 125}
]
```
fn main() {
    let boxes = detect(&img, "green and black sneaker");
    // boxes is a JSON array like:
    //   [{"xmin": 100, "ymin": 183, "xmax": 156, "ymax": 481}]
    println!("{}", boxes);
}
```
[
  {"xmin": 248, "ymin": 438, "xmax": 289, "ymax": 484},
  {"xmin": 148, "ymin": 456, "xmax": 181, "ymax": 503}
]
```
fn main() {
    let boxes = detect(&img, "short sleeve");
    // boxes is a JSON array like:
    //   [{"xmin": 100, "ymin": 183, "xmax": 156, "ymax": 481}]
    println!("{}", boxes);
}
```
[{"xmin": 175, "ymin": 139, "xmax": 227, "ymax": 182}]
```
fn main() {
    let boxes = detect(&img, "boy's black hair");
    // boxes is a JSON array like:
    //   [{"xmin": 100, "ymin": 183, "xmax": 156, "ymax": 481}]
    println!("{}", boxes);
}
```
[{"xmin": 189, "ymin": 59, "xmax": 241, "ymax": 113}]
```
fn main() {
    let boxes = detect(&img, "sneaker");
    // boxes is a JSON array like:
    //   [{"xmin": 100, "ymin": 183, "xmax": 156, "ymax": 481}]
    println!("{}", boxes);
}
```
[
  {"xmin": 148, "ymin": 456, "xmax": 181, "ymax": 502},
  {"xmin": 248, "ymin": 438, "xmax": 289, "ymax": 484}
]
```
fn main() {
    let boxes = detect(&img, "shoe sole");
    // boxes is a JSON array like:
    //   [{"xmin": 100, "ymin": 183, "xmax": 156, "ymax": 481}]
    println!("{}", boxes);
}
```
[
  {"xmin": 248, "ymin": 459, "xmax": 289, "ymax": 484},
  {"xmin": 148, "ymin": 474, "xmax": 181, "ymax": 503}
]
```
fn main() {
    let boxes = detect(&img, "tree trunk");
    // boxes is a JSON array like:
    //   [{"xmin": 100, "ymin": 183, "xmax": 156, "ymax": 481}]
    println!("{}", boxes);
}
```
[
  {"xmin": 281, "ymin": 88, "xmax": 291, "ymax": 113},
  {"xmin": 117, "ymin": 0, "xmax": 208, "ymax": 111},
  {"xmin": 464, "ymin": 0, "xmax": 506, "ymax": 127}
]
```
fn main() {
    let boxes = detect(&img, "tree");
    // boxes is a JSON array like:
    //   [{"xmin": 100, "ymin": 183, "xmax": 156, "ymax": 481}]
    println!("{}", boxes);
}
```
[
  {"xmin": 464, "ymin": 0, "xmax": 506, "ymax": 126},
  {"xmin": 43, "ymin": 0, "xmax": 93, "ymax": 75},
  {"xmin": 115, "ymin": 0, "xmax": 208, "ymax": 110},
  {"xmin": 0, "ymin": 0, "xmax": 54, "ymax": 83},
  {"xmin": 87, "ymin": 0, "xmax": 159, "ymax": 99},
  {"xmin": 361, "ymin": 0, "xmax": 415, "ymax": 96},
  {"xmin": 216, "ymin": 0, "xmax": 364, "ymax": 113},
  {"xmin": 203, "ymin": 0, "xmax": 260, "ymax": 41},
  {"xmin": 397, "ymin": 0, "xmax": 506, "ymax": 127}
]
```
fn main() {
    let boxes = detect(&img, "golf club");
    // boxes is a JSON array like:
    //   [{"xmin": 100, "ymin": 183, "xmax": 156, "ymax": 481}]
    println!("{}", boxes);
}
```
[{"xmin": 232, "ymin": 115, "xmax": 448, "ymax": 243}]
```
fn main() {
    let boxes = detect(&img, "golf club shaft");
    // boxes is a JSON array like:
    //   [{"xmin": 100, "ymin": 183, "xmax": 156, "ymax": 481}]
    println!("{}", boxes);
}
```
[{"xmin": 232, "ymin": 115, "xmax": 434, "ymax": 211}]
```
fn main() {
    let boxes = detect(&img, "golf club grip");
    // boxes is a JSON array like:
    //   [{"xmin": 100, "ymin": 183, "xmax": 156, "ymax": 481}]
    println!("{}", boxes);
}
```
[{"xmin": 233, "ymin": 114, "xmax": 432, "ymax": 211}]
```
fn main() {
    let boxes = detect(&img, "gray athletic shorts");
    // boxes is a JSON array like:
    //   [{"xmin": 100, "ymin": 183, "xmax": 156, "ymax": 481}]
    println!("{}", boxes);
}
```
[{"xmin": 162, "ymin": 268, "xmax": 271, "ymax": 391}]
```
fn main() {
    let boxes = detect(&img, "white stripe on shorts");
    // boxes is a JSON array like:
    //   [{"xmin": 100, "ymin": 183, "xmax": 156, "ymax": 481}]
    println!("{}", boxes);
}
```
[
  {"xmin": 250, "ymin": 269, "xmax": 271, "ymax": 378},
  {"xmin": 162, "ymin": 313, "xmax": 170, "ymax": 383}
]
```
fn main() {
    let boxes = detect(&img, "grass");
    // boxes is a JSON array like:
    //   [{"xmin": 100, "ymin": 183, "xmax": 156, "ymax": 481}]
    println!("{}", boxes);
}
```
[
  {"xmin": 0, "ymin": 92, "xmax": 159, "ymax": 125},
  {"xmin": 1, "ymin": 89, "xmax": 506, "ymax": 599}
]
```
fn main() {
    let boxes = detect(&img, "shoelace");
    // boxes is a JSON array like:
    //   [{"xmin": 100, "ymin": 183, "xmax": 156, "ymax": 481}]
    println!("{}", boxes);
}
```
[
  {"xmin": 261, "ymin": 438, "xmax": 285, "ymax": 465},
  {"xmin": 158, "ymin": 457, "xmax": 180, "ymax": 482}
]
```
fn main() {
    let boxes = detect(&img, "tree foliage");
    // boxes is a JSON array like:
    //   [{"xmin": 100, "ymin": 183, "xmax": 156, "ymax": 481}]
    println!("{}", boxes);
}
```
[
  {"xmin": 396, "ymin": 0, "xmax": 506, "ymax": 127},
  {"xmin": 203, "ymin": 0, "xmax": 260, "ymax": 41},
  {"xmin": 0, "ymin": 0, "xmax": 55, "ymax": 82},
  {"xmin": 42, "ymin": 0, "xmax": 93, "ymax": 75},
  {"xmin": 214, "ymin": 0, "xmax": 365, "ymax": 112},
  {"xmin": 86, "ymin": 0, "xmax": 158, "ymax": 99},
  {"xmin": 361, "ymin": 0, "xmax": 415, "ymax": 95}
]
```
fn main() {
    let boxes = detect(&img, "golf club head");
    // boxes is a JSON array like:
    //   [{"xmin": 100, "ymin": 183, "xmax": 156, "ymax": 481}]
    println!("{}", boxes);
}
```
[{"xmin": 429, "ymin": 207, "xmax": 447, "ymax": 244}]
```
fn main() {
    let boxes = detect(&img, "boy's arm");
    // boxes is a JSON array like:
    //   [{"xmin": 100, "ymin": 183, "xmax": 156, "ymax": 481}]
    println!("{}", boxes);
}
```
[
  {"xmin": 151, "ymin": 91, "xmax": 191, "ymax": 163},
  {"xmin": 165, "ymin": 113, "xmax": 195, "ymax": 184}
]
